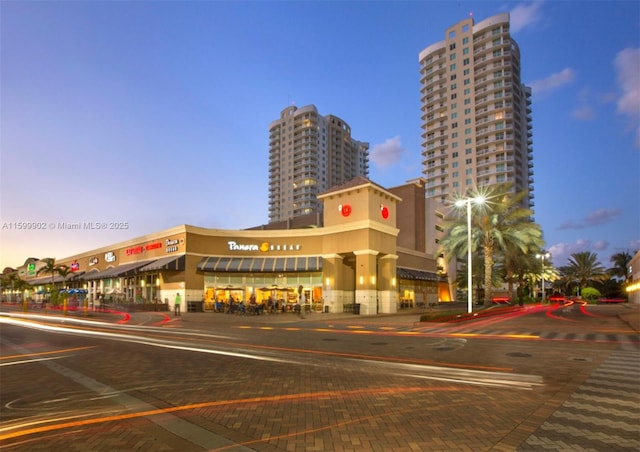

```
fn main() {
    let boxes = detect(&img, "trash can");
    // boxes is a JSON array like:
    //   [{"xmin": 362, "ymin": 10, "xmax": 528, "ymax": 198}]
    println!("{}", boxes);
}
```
[{"xmin": 353, "ymin": 303, "xmax": 361, "ymax": 315}]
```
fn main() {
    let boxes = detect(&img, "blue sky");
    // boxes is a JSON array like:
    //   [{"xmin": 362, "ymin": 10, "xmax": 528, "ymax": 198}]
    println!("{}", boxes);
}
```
[{"xmin": 1, "ymin": 1, "xmax": 638, "ymax": 271}]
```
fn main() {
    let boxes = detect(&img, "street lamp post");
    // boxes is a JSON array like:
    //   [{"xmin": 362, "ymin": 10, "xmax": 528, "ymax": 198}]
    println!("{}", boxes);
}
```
[
  {"xmin": 455, "ymin": 196, "xmax": 485, "ymax": 314},
  {"xmin": 536, "ymin": 252, "xmax": 550, "ymax": 303}
]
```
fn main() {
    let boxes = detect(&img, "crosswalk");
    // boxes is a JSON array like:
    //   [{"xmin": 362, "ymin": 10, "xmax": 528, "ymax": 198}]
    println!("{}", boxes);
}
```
[
  {"xmin": 405, "ymin": 325, "xmax": 640, "ymax": 350},
  {"xmin": 522, "ymin": 350, "xmax": 640, "ymax": 450}
]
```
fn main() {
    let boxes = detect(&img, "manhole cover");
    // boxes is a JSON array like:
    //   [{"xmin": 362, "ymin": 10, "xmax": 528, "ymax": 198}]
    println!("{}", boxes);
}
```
[
  {"xmin": 370, "ymin": 342, "xmax": 388, "ymax": 346},
  {"xmin": 506, "ymin": 352, "xmax": 532, "ymax": 358},
  {"xmin": 569, "ymin": 356, "xmax": 592, "ymax": 362}
]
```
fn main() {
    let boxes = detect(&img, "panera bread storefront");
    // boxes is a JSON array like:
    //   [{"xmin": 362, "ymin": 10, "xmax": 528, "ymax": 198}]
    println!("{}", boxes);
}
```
[{"xmin": 16, "ymin": 179, "xmax": 448, "ymax": 315}]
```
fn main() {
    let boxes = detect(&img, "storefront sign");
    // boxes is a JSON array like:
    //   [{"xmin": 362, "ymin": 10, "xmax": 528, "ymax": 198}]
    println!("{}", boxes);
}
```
[
  {"xmin": 105, "ymin": 251, "xmax": 116, "ymax": 263},
  {"xmin": 166, "ymin": 238, "xmax": 179, "ymax": 253},
  {"xmin": 27, "ymin": 263, "xmax": 36, "ymax": 276},
  {"xmin": 70, "ymin": 260, "xmax": 80, "ymax": 272},
  {"xmin": 126, "ymin": 246, "xmax": 144, "ymax": 255},
  {"xmin": 125, "ymin": 242, "xmax": 162, "ymax": 256},
  {"xmin": 89, "ymin": 257, "xmax": 99, "ymax": 266},
  {"xmin": 228, "ymin": 240, "xmax": 259, "ymax": 251},
  {"xmin": 228, "ymin": 240, "xmax": 301, "ymax": 252}
]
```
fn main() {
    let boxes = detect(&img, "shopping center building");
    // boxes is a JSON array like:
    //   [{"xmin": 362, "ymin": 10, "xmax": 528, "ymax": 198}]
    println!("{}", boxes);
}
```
[{"xmin": 7, "ymin": 177, "xmax": 451, "ymax": 315}]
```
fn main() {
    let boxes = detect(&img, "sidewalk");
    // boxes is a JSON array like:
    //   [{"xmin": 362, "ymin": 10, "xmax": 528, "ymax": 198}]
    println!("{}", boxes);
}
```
[{"xmin": 618, "ymin": 302, "xmax": 640, "ymax": 332}]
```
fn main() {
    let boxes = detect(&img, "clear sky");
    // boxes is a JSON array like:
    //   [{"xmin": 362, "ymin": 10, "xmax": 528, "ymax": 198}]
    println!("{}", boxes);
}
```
[{"xmin": 1, "ymin": 1, "xmax": 638, "ymax": 270}]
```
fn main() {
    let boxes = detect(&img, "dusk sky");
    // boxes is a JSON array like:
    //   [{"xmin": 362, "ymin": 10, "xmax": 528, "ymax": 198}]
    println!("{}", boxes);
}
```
[{"xmin": 1, "ymin": 1, "xmax": 639, "ymax": 271}]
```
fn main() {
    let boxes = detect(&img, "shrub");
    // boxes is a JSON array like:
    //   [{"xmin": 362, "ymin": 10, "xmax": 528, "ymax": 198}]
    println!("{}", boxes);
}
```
[{"xmin": 581, "ymin": 287, "xmax": 601, "ymax": 302}]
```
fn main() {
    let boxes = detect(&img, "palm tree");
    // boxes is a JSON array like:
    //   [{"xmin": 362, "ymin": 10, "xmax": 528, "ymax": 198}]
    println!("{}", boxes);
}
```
[
  {"xmin": 563, "ymin": 251, "xmax": 608, "ymax": 296},
  {"xmin": 609, "ymin": 251, "xmax": 633, "ymax": 282},
  {"xmin": 3, "ymin": 272, "xmax": 21, "ymax": 303},
  {"xmin": 37, "ymin": 258, "xmax": 58, "ymax": 285},
  {"xmin": 440, "ymin": 183, "xmax": 543, "ymax": 307},
  {"xmin": 57, "ymin": 265, "xmax": 72, "ymax": 290}
]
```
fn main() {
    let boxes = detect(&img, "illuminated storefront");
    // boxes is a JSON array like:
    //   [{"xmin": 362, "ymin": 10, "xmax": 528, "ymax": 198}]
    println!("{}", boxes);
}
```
[{"xmin": 8, "ymin": 178, "xmax": 449, "ymax": 315}]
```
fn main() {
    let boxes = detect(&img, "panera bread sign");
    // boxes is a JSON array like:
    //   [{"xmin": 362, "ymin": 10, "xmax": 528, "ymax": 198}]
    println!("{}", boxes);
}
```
[{"xmin": 227, "ymin": 241, "xmax": 301, "ymax": 252}]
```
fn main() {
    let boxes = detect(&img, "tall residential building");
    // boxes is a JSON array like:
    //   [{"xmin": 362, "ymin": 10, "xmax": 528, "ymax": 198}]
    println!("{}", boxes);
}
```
[
  {"xmin": 268, "ymin": 104, "xmax": 369, "ymax": 223},
  {"xmin": 419, "ymin": 13, "xmax": 534, "ymax": 207}
]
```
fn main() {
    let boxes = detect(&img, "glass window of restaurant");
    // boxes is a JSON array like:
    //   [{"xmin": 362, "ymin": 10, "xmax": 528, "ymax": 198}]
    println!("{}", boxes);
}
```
[{"xmin": 203, "ymin": 272, "xmax": 323, "ymax": 311}]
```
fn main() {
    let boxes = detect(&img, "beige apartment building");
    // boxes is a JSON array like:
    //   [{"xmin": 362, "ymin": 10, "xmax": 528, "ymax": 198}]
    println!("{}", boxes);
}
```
[
  {"xmin": 419, "ymin": 13, "xmax": 534, "ymax": 207},
  {"xmin": 268, "ymin": 105, "xmax": 369, "ymax": 223}
]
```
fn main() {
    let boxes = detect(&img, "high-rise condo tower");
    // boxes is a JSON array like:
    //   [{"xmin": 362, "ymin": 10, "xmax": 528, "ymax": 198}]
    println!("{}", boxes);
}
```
[
  {"xmin": 419, "ymin": 13, "xmax": 534, "ymax": 207},
  {"xmin": 268, "ymin": 104, "xmax": 369, "ymax": 223}
]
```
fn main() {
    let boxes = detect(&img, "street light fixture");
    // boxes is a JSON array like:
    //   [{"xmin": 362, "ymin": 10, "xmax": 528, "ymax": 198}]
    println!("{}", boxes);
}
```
[
  {"xmin": 455, "ymin": 196, "xmax": 486, "ymax": 314},
  {"xmin": 536, "ymin": 252, "xmax": 551, "ymax": 303}
]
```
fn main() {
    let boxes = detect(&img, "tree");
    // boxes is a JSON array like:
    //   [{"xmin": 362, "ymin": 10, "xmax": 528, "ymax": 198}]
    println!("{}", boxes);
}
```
[
  {"xmin": 609, "ymin": 251, "xmax": 633, "ymax": 282},
  {"xmin": 562, "ymin": 252, "xmax": 608, "ymax": 296},
  {"xmin": 57, "ymin": 265, "xmax": 72, "ymax": 289},
  {"xmin": 2, "ymin": 272, "xmax": 22, "ymax": 302},
  {"xmin": 37, "ymin": 258, "xmax": 59, "ymax": 285},
  {"xmin": 440, "ymin": 183, "xmax": 543, "ymax": 307}
]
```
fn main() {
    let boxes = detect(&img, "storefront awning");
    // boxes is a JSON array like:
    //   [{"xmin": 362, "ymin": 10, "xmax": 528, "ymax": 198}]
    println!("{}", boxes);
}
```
[
  {"xmin": 138, "ymin": 255, "xmax": 185, "ymax": 272},
  {"xmin": 397, "ymin": 267, "xmax": 440, "ymax": 281},
  {"xmin": 26, "ymin": 271, "xmax": 85, "ymax": 285},
  {"xmin": 82, "ymin": 260, "xmax": 155, "ymax": 280},
  {"xmin": 197, "ymin": 256, "xmax": 322, "ymax": 273}
]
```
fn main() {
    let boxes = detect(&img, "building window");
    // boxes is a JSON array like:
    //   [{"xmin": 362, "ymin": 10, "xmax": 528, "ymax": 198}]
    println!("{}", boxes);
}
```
[
  {"xmin": 462, "ymin": 35, "xmax": 469, "ymax": 43},
  {"xmin": 450, "ymin": 63, "xmax": 456, "ymax": 71},
  {"xmin": 465, "ymin": 148, "xmax": 472, "ymax": 154},
  {"xmin": 451, "ymin": 93, "xmax": 457, "ymax": 100},
  {"xmin": 450, "ymin": 53, "xmax": 456, "ymax": 61},
  {"xmin": 450, "ymin": 74, "xmax": 457, "ymax": 80},
  {"xmin": 449, "ymin": 43, "xmax": 456, "ymax": 50},
  {"xmin": 463, "ymin": 58, "xmax": 469, "ymax": 65},
  {"xmin": 453, "ymin": 171, "xmax": 459, "ymax": 178},
  {"xmin": 463, "ymin": 47, "xmax": 469, "ymax": 55},
  {"xmin": 465, "ymin": 158, "xmax": 472, "ymax": 164},
  {"xmin": 452, "ymin": 151, "xmax": 459, "ymax": 158},
  {"xmin": 466, "ymin": 168, "xmax": 473, "ymax": 175}
]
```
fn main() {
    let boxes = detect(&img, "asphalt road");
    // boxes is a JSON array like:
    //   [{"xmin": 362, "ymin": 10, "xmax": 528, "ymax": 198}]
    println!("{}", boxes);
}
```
[{"xmin": 1, "ymin": 302, "xmax": 638, "ymax": 451}]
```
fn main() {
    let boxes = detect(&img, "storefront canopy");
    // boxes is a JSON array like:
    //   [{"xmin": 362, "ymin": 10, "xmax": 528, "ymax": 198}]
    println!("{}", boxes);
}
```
[
  {"xmin": 83, "ymin": 260, "xmax": 154, "ymax": 280},
  {"xmin": 138, "ymin": 255, "xmax": 185, "ymax": 272},
  {"xmin": 197, "ymin": 256, "xmax": 322, "ymax": 273},
  {"xmin": 397, "ymin": 267, "xmax": 440, "ymax": 282}
]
